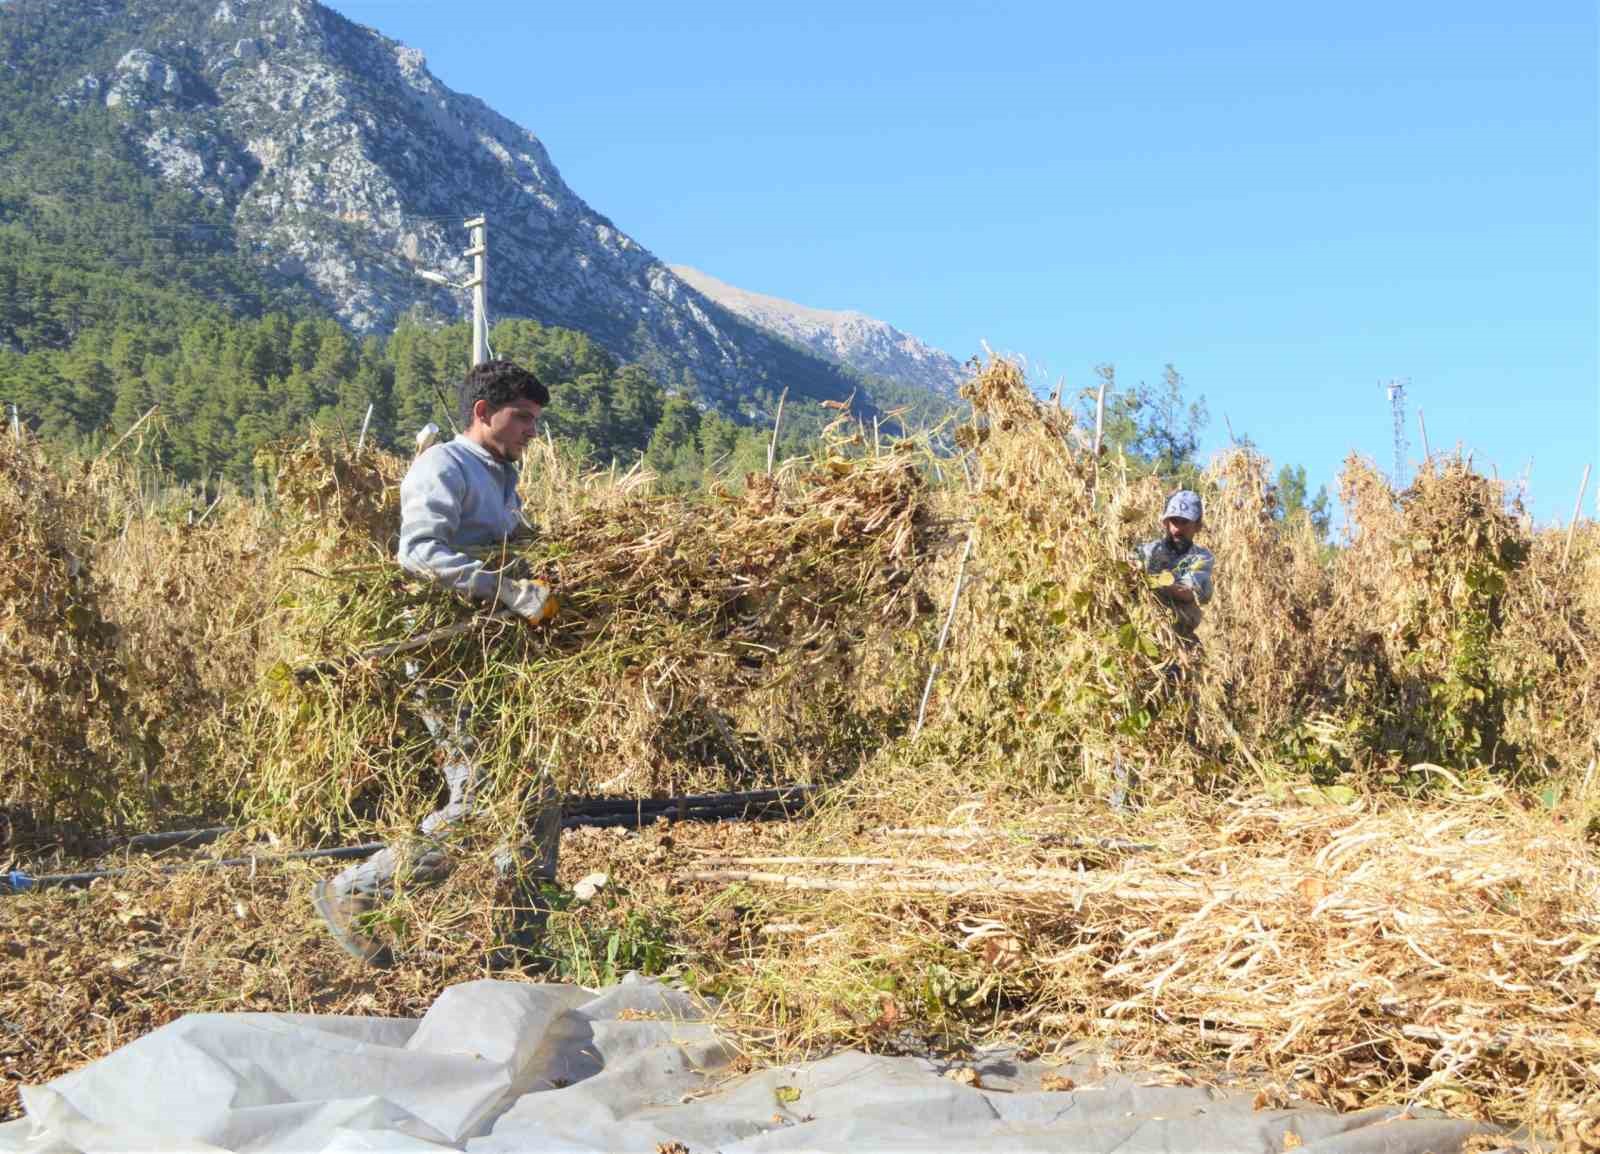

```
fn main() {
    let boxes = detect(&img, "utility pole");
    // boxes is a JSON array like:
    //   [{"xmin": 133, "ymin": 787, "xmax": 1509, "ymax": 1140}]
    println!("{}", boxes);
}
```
[
  {"xmin": 1385, "ymin": 379, "xmax": 1408, "ymax": 488},
  {"xmin": 463, "ymin": 214, "xmax": 487, "ymax": 367}
]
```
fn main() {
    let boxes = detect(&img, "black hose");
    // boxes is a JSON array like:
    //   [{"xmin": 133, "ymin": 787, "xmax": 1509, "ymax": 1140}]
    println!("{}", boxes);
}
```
[
  {"xmin": 3, "ymin": 843, "xmax": 386, "ymax": 894},
  {"xmin": 74, "ymin": 786, "xmax": 820, "ymax": 857},
  {"xmin": 2, "ymin": 786, "xmax": 821, "ymax": 895}
]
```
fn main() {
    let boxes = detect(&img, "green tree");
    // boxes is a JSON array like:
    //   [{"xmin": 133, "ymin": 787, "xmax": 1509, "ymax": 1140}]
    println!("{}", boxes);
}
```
[
  {"xmin": 1275, "ymin": 463, "xmax": 1331, "ymax": 539},
  {"xmin": 645, "ymin": 394, "xmax": 703, "ymax": 490},
  {"xmin": 1082, "ymin": 363, "xmax": 1208, "ymax": 480}
]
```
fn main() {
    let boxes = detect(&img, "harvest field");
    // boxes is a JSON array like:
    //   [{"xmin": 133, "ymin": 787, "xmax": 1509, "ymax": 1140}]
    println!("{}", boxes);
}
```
[{"xmin": 2, "ymin": 362, "xmax": 1596, "ymax": 1147}]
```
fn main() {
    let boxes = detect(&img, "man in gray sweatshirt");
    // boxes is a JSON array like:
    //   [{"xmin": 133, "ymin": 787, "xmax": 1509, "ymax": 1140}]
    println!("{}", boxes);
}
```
[{"xmin": 313, "ymin": 359, "xmax": 559, "ymax": 966}]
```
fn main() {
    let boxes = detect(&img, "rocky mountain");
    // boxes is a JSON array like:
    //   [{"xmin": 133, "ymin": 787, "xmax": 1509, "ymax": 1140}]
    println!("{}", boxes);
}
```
[
  {"xmin": 0, "ymin": 0, "xmax": 939, "ymax": 419},
  {"xmin": 670, "ymin": 266, "xmax": 966, "ymax": 400}
]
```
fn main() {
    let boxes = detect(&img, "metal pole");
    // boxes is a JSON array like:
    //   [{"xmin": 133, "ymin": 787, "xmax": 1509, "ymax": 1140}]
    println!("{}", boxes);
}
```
[
  {"xmin": 356, "ymin": 402, "xmax": 374, "ymax": 454},
  {"xmin": 1417, "ymin": 408, "xmax": 1431, "ymax": 465},
  {"xmin": 464, "ymin": 214, "xmax": 487, "ymax": 367}
]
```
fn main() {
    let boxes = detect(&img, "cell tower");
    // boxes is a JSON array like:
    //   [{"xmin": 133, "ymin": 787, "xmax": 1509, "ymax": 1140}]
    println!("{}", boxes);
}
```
[{"xmin": 1386, "ymin": 379, "xmax": 1408, "ymax": 488}]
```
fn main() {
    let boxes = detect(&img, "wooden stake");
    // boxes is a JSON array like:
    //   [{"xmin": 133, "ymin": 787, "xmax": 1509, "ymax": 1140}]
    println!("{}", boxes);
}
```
[
  {"xmin": 1562, "ymin": 463, "xmax": 1591, "ymax": 568},
  {"xmin": 1092, "ymin": 382, "xmax": 1107, "ymax": 457},
  {"xmin": 356, "ymin": 402, "xmax": 374, "ymax": 454},
  {"xmin": 766, "ymin": 387, "xmax": 787, "ymax": 475},
  {"xmin": 914, "ymin": 530, "xmax": 975, "ymax": 738}
]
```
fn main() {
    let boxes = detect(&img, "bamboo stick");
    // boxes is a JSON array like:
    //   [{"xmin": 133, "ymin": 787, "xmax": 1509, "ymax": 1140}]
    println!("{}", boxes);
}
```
[
  {"xmin": 767, "ymin": 387, "xmax": 787, "ymax": 475},
  {"xmin": 914, "ymin": 529, "xmax": 975, "ymax": 737},
  {"xmin": 1092, "ymin": 382, "xmax": 1106, "ymax": 458},
  {"xmin": 693, "ymin": 855, "xmax": 1102, "ymax": 879},
  {"xmin": 193, "ymin": 490, "xmax": 225, "ymax": 527},
  {"xmin": 873, "ymin": 828, "xmax": 1158, "ymax": 852},
  {"xmin": 675, "ymin": 867, "xmax": 1211, "ymax": 902},
  {"xmin": 96, "ymin": 404, "xmax": 159, "ymax": 464},
  {"xmin": 1562, "ymin": 463, "xmax": 1591, "ymax": 568}
]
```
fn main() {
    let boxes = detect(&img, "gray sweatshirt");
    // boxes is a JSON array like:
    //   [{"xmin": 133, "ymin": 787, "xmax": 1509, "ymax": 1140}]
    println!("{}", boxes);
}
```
[{"xmin": 397, "ymin": 435, "xmax": 526, "ymax": 602}]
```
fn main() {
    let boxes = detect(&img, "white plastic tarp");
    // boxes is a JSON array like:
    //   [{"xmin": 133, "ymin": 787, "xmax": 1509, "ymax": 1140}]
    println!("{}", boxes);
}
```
[{"xmin": 0, "ymin": 975, "xmax": 1500, "ymax": 1153}]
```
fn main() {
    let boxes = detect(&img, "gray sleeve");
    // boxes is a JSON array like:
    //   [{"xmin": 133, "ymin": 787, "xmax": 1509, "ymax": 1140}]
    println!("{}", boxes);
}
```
[
  {"xmin": 1177, "ymin": 550, "xmax": 1214, "ymax": 604},
  {"xmin": 397, "ymin": 457, "xmax": 499, "ymax": 603}
]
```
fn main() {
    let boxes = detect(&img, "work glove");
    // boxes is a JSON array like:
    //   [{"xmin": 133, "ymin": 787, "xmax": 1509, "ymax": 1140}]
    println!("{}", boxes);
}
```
[{"xmin": 497, "ymin": 578, "xmax": 559, "ymax": 626}]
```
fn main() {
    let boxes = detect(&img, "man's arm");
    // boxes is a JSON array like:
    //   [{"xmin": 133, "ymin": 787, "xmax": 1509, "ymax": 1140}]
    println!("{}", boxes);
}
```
[
  {"xmin": 1164, "ymin": 583, "xmax": 1198, "ymax": 605},
  {"xmin": 1175, "ymin": 550, "xmax": 1214, "ymax": 604},
  {"xmin": 397, "ymin": 458, "xmax": 502, "ymax": 603}
]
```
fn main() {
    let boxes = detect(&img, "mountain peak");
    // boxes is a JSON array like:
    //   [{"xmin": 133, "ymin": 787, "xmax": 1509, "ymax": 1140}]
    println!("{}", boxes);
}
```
[
  {"xmin": 5, "ymin": 0, "xmax": 947, "ymax": 418},
  {"xmin": 671, "ymin": 266, "xmax": 965, "ymax": 399}
]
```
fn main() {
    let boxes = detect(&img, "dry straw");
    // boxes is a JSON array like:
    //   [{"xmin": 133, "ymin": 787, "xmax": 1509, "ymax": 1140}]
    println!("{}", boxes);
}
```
[
  {"xmin": 234, "ymin": 417, "xmax": 942, "ymax": 859},
  {"xmin": 4, "ymin": 359, "xmax": 1597, "ymax": 1143},
  {"xmin": 681, "ymin": 786, "xmax": 1599, "ymax": 1141},
  {"xmin": 672, "ymin": 361, "xmax": 1599, "ymax": 1141}
]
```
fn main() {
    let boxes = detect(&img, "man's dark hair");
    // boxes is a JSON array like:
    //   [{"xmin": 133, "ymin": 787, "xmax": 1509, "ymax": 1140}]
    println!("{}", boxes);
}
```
[{"xmin": 459, "ymin": 359, "xmax": 549, "ymax": 427}]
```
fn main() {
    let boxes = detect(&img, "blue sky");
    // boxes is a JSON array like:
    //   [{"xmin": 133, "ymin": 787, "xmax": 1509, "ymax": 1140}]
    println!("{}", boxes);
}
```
[{"xmin": 328, "ymin": 1, "xmax": 1597, "ymax": 525}]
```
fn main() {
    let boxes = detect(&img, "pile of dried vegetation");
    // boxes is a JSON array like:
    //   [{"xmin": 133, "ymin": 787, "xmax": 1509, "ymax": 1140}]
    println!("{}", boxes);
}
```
[
  {"xmin": 0, "ymin": 430, "xmax": 272, "ymax": 849},
  {"xmin": 666, "ymin": 361, "xmax": 1598, "ymax": 1142},
  {"xmin": 2, "ymin": 360, "xmax": 1595, "ymax": 1145},
  {"xmin": 235, "ymin": 417, "xmax": 940, "ymax": 857},
  {"xmin": 0, "ymin": 438, "xmax": 136, "ymax": 841}
]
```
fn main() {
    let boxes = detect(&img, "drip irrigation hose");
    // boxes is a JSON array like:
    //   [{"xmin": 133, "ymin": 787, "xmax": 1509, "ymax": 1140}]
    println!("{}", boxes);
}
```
[
  {"xmin": 3, "ymin": 785, "xmax": 820, "ymax": 895},
  {"xmin": 3, "ymin": 842, "xmax": 385, "ymax": 894},
  {"xmin": 76, "ymin": 787, "xmax": 820, "ymax": 858}
]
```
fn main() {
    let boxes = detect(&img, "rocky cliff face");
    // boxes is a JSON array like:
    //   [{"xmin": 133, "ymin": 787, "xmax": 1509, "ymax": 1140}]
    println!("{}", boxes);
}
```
[
  {"xmin": 13, "ymin": 0, "xmax": 906, "ymax": 415},
  {"xmin": 671, "ymin": 266, "xmax": 966, "ymax": 399}
]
